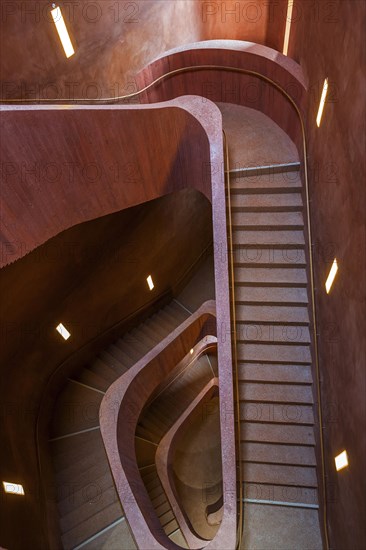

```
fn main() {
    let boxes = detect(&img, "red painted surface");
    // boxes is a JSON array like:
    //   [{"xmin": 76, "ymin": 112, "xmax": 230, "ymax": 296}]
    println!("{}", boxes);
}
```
[{"xmin": 290, "ymin": 2, "xmax": 366, "ymax": 548}]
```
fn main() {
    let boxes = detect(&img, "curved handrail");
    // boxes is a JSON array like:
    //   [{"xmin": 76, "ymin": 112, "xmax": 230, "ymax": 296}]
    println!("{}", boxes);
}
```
[
  {"xmin": 155, "ymin": 375, "xmax": 219, "ymax": 549},
  {"xmin": 223, "ymin": 129, "xmax": 243, "ymax": 550},
  {"xmin": 99, "ymin": 300, "xmax": 235, "ymax": 550}
]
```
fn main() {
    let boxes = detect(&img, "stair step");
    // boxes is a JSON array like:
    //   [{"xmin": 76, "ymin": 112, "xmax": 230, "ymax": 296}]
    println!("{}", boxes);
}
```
[
  {"xmin": 235, "ymin": 286, "xmax": 308, "ymax": 305},
  {"xmin": 234, "ymin": 267, "xmax": 307, "ymax": 286},
  {"xmin": 144, "ymin": 317, "xmax": 169, "ymax": 340},
  {"xmin": 240, "ymin": 422, "xmax": 315, "ymax": 445},
  {"xmin": 230, "ymin": 170, "xmax": 301, "ymax": 191},
  {"xmin": 164, "ymin": 518, "xmax": 179, "ymax": 536},
  {"xmin": 50, "ymin": 383, "xmax": 102, "ymax": 439},
  {"xmin": 235, "ymin": 324, "xmax": 310, "ymax": 344},
  {"xmin": 135, "ymin": 425, "xmax": 160, "ymax": 444},
  {"xmin": 55, "ymin": 445, "xmax": 108, "ymax": 490},
  {"xmin": 60, "ymin": 480, "xmax": 118, "ymax": 531},
  {"xmin": 99, "ymin": 350, "xmax": 128, "ymax": 377},
  {"xmin": 233, "ymin": 247, "xmax": 306, "ymax": 267},
  {"xmin": 130, "ymin": 326, "xmax": 157, "ymax": 349},
  {"xmin": 51, "ymin": 429, "xmax": 103, "ymax": 461},
  {"xmin": 231, "ymin": 193, "xmax": 303, "ymax": 212},
  {"xmin": 115, "ymin": 341, "xmax": 142, "ymax": 363},
  {"xmin": 236, "ymin": 305, "xmax": 309, "ymax": 324},
  {"xmin": 107, "ymin": 344, "xmax": 135, "ymax": 369},
  {"xmin": 165, "ymin": 301, "xmax": 190, "ymax": 323},
  {"xmin": 239, "ymin": 402, "xmax": 314, "ymax": 424},
  {"xmin": 231, "ymin": 211, "xmax": 304, "ymax": 229},
  {"xmin": 233, "ymin": 229, "xmax": 305, "ymax": 248},
  {"xmin": 239, "ymin": 383, "xmax": 314, "ymax": 404},
  {"xmin": 241, "ymin": 442, "xmax": 316, "ymax": 466},
  {"xmin": 72, "ymin": 368, "xmax": 111, "ymax": 393},
  {"xmin": 243, "ymin": 483, "xmax": 318, "ymax": 506},
  {"xmin": 61, "ymin": 503, "xmax": 123, "ymax": 550},
  {"xmin": 88, "ymin": 357, "xmax": 121, "ymax": 385},
  {"xmin": 238, "ymin": 363, "xmax": 313, "ymax": 384},
  {"xmin": 241, "ymin": 462, "xmax": 317, "ymax": 487},
  {"xmin": 237, "ymin": 343, "xmax": 311, "ymax": 364}
]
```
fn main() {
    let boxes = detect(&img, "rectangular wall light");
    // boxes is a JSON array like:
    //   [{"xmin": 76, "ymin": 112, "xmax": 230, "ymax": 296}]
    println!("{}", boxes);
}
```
[
  {"xmin": 3, "ymin": 481, "xmax": 25, "ymax": 495},
  {"xmin": 316, "ymin": 78, "xmax": 329, "ymax": 127},
  {"xmin": 51, "ymin": 6, "xmax": 75, "ymax": 58},
  {"xmin": 56, "ymin": 323, "xmax": 71, "ymax": 340},
  {"xmin": 147, "ymin": 275, "xmax": 154, "ymax": 291},
  {"xmin": 325, "ymin": 258, "xmax": 338, "ymax": 294},
  {"xmin": 283, "ymin": 0, "xmax": 294, "ymax": 56},
  {"xmin": 335, "ymin": 450, "xmax": 349, "ymax": 471}
]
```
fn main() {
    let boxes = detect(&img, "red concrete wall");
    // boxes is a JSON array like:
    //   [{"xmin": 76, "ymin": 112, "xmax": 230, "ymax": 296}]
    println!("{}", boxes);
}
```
[
  {"xmin": 1, "ymin": 0, "xmax": 289, "ymax": 100},
  {"xmin": 290, "ymin": 1, "xmax": 366, "ymax": 548}
]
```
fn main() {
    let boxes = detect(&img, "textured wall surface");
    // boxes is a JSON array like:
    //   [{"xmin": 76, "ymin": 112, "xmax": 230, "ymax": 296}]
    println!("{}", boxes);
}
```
[
  {"xmin": 0, "ymin": 0, "xmax": 288, "ymax": 100},
  {"xmin": 290, "ymin": 1, "xmax": 366, "ymax": 548}
]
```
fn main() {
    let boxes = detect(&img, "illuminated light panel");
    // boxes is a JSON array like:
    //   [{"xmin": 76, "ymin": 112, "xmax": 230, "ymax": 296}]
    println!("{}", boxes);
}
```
[
  {"xmin": 325, "ymin": 258, "xmax": 338, "ymax": 294},
  {"xmin": 283, "ymin": 0, "xmax": 294, "ymax": 56},
  {"xmin": 147, "ymin": 275, "xmax": 154, "ymax": 291},
  {"xmin": 335, "ymin": 450, "xmax": 349, "ymax": 471},
  {"xmin": 190, "ymin": 348, "xmax": 194, "ymax": 355},
  {"xmin": 56, "ymin": 323, "xmax": 71, "ymax": 340},
  {"xmin": 316, "ymin": 78, "xmax": 329, "ymax": 127},
  {"xmin": 51, "ymin": 6, "xmax": 75, "ymax": 58},
  {"xmin": 2, "ymin": 482, "xmax": 25, "ymax": 495}
]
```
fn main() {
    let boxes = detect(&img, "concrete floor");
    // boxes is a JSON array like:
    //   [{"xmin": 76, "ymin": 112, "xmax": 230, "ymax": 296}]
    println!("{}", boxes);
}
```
[{"xmin": 217, "ymin": 102, "xmax": 299, "ymax": 168}]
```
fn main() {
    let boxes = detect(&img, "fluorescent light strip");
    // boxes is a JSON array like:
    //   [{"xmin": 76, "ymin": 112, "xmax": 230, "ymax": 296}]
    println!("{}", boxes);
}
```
[
  {"xmin": 147, "ymin": 275, "xmax": 154, "ymax": 291},
  {"xmin": 56, "ymin": 322, "xmax": 71, "ymax": 340},
  {"xmin": 316, "ymin": 78, "xmax": 329, "ymax": 127},
  {"xmin": 283, "ymin": 0, "xmax": 294, "ymax": 56},
  {"xmin": 325, "ymin": 258, "xmax": 338, "ymax": 294},
  {"xmin": 335, "ymin": 450, "xmax": 348, "ymax": 471},
  {"xmin": 51, "ymin": 6, "xmax": 75, "ymax": 58},
  {"xmin": 3, "ymin": 481, "xmax": 25, "ymax": 495}
]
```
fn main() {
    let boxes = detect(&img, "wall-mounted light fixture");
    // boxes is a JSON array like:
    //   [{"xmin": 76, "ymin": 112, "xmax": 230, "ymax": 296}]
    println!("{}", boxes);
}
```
[
  {"xmin": 56, "ymin": 322, "xmax": 71, "ymax": 340},
  {"xmin": 283, "ymin": 0, "xmax": 294, "ymax": 56},
  {"xmin": 316, "ymin": 78, "xmax": 329, "ymax": 127},
  {"xmin": 325, "ymin": 258, "xmax": 338, "ymax": 294},
  {"xmin": 51, "ymin": 5, "xmax": 75, "ymax": 58},
  {"xmin": 335, "ymin": 450, "xmax": 349, "ymax": 471},
  {"xmin": 146, "ymin": 275, "xmax": 154, "ymax": 291},
  {"xmin": 2, "ymin": 481, "xmax": 25, "ymax": 495}
]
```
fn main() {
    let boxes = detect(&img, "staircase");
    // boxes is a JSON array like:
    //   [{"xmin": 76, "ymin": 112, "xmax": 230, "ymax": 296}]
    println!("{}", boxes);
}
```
[
  {"xmin": 136, "ymin": 353, "xmax": 216, "ymax": 541},
  {"xmin": 227, "ymin": 165, "xmax": 323, "ymax": 547},
  {"xmin": 49, "ymin": 300, "xmax": 190, "ymax": 550}
]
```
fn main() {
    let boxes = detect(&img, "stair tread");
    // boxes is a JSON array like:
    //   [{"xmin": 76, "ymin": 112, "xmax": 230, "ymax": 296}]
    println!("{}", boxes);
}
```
[
  {"xmin": 232, "ymin": 211, "xmax": 304, "ymax": 228},
  {"xmin": 230, "ymin": 171, "xmax": 301, "ymax": 191},
  {"xmin": 240, "ymin": 382, "xmax": 314, "ymax": 404},
  {"xmin": 233, "ymin": 248, "xmax": 306, "ymax": 267},
  {"xmin": 239, "ymin": 402, "xmax": 314, "ymax": 423},
  {"xmin": 233, "ymin": 229, "xmax": 305, "ymax": 247},
  {"xmin": 72, "ymin": 369, "xmax": 110, "ymax": 392},
  {"xmin": 243, "ymin": 483, "xmax": 319, "ymax": 506},
  {"xmin": 237, "ymin": 343, "xmax": 311, "ymax": 364},
  {"xmin": 241, "ymin": 462, "xmax": 318, "ymax": 487},
  {"xmin": 235, "ymin": 324, "xmax": 310, "ymax": 344},
  {"xmin": 238, "ymin": 363, "xmax": 313, "ymax": 384},
  {"xmin": 236, "ymin": 305, "xmax": 309, "ymax": 324},
  {"xmin": 235, "ymin": 286, "xmax": 308, "ymax": 304},
  {"xmin": 241, "ymin": 442, "xmax": 316, "ymax": 466},
  {"xmin": 235, "ymin": 267, "xmax": 307, "ymax": 285},
  {"xmin": 231, "ymin": 193, "xmax": 303, "ymax": 211},
  {"xmin": 240, "ymin": 422, "xmax": 315, "ymax": 445}
]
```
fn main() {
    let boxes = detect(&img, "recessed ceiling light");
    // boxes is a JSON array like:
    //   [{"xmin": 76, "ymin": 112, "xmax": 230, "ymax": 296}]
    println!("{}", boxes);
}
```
[
  {"xmin": 316, "ymin": 78, "xmax": 329, "ymax": 127},
  {"xmin": 335, "ymin": 450, "xmax": 348, "ymax": 471},
  {"xmin": 325, "ymin": 258, "xmax": 338, "ymax": 294},
  {"xmin": 51, "ymin": 6, "xmax": 75, "ymax": 59},
  {"xmin": 56, "ymin": 323, "xmax": 71, "ymax": 340},
  {"xmin": 283, "ymin": 0, "xmax": 294, "ymax": 56},
  {"xmin": 2, "ymin": 481, "xmax": 25, "ymax": 495},
  {"xmin": 147, "ymin": 275, "xmax": 154, "ymax": 291},
  {"xmin": 190, "ymin": 348, "xmax": 194, "ymax": 355}
]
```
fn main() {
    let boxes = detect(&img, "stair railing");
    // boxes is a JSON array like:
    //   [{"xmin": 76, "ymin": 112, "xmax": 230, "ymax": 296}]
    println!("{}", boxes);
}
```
[
  {"xmin": 21, "ymin": 54, "xmax": 330, "ymax": 550},
  {"xmin": 223, "ymin": 130, "xmax": 243, "ymax": 550}
]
